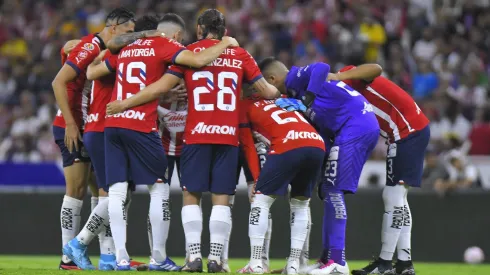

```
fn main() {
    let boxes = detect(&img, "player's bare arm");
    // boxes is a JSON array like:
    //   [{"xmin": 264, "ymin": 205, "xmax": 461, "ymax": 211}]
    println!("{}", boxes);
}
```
[
  {"xmin": 173, "ymin": 36, "xmax": 239, "ymax": 68},
  {"xmin": 106, "ymin": 30, "xmax": 164, "ymax": 54},
  {"xmin": 52, "ymin": 65, "xmax": 82, "ymax": 153},
  {"xmin": 86, "ymin": 50, "xmax": 111, "ymax": 80},
  {"xmin": 106, "ymin": 73, "xmax": 181, "ymax": 115},
  {"xmin": 329, "ymin": 64, "xmax": 383, "ymax": 82},
  {"xmin": 252, "ymin": 78, "xmax": 281, "ymax": 99},
  {"xmin": 63, "ymin": 39, "xmax": 81, "ymax": 55}
]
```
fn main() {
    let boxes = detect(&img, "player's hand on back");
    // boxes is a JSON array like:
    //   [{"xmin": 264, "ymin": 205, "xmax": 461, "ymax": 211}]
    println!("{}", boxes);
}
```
[
  {"xmin": 221, "ymin": 36, "xmax": 239, "ymax": 47},
  {"xmin": 275, "ymin": 98, "xmax": 307, "ymax": 112},
  {"xmin": 106, "ymin": 100, "xmax": 128, "ymax": 116},
  {"xmin": 64, "ymin": 123, "xmax": 82, "ymax": 153},
  {"xmin": 168, "ymin": 83, "xmax": 187, "ymax": 102}
]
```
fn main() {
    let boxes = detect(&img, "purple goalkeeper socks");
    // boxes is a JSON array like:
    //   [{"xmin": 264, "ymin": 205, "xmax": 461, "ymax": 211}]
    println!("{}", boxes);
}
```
[{"xmin": 322, "ymin": 189, "xmax": 347, "ymax": 265}]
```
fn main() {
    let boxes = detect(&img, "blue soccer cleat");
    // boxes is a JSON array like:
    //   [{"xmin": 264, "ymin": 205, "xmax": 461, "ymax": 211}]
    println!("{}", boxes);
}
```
[
  {"xmin": 62, "ymin": 238, "xmax": 96, "ymax": 270},
  {"xmin": 115, "ymin": 259, "xmax": 132, "ymax": 271},
  {"xmin": 98, "ymin": 254, "xmax": 117, "ymax": 271},
  {"xmin": 149, "ymin": 257, "xmax": 181, "ymax": 271}
]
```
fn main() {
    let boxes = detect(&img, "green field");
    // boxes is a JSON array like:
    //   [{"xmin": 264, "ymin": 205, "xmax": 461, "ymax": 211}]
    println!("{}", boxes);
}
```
[{"xmin": 0, "ymin": 256, "xmax": 489, "ymax": 275}]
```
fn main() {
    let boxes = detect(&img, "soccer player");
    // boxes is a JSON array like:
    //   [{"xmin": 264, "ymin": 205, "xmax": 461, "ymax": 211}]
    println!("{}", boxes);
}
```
[
  {"xmin": 51, "ymin": 7, "xmax": 136, "ymax": 270},
  {"xmin": 238, "ymin": 93, "xmax": 325, "ymax": 275},
  {"xmin": 105, "ymin": 9, "xmax": 280, "ymax": 273},
  {"xmin": 333, "ymin": 65, "xmax": 430, "ymax": 275},
  {"xmin": 97, "ymin": 13, "xmax": 242, "ymax": 270},
  {"xmin": 61, "ymin": 15, "xmax": 160, "ymax": 271},
  {"xmin": 260, "ymin": 58, "xmax": 380, "ymax": 275}
]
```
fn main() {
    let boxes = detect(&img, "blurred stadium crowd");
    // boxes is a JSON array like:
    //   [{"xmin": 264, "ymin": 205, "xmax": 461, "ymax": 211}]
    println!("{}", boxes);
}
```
[{"xmin": 1, "ymin": 0, "xmax": 489, "ymax": 192}]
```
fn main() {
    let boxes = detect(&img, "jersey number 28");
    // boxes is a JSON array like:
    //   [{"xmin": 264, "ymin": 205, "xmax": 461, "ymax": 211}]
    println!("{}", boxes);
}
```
[{"xmin": 192, "ymin": 71, "xmax": 238, "ymax": 112}]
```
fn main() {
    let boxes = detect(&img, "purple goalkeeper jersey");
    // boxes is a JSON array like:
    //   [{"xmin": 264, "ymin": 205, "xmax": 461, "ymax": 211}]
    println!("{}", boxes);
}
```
[{"xmin": 284, "ymin": 63, "xmax": 379, "ymax": 144}]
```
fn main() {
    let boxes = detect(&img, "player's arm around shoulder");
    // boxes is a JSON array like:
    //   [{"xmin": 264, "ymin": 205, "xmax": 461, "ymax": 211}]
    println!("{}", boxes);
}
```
[
  {"xmin": 86, "ymin": 50, "xmax": 111, "ymax": 80},
  {"xmin": 331, "ymin": 63, "xmax": 383, "ymax": 83},
  {"xmin": 173, "ymin": 36, "xmax": 239, "ymax": 68}
]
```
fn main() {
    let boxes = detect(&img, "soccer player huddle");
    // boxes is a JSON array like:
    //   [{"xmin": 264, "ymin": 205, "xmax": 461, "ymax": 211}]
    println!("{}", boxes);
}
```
[{"xmin": 52, "ymin": 7, "xmax": 430, "ymax": 275}]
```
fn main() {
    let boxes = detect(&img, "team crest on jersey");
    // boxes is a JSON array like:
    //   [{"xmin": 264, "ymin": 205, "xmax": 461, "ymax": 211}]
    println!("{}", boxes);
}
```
[
  {"xmin": 76, "ymin": 51, "xmax": 88, "ymax": 64},
  {"xmin": 82, "ymin": 43, "xmax": 95, "ymax": 51}
]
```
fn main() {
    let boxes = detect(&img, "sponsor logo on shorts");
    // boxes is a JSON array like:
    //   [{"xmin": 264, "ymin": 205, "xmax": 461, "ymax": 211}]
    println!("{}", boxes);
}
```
[
  {"xmin": 108, "ymin": 110, "xmax": 146, "ymax": 120},
  {"xmin": 328, "ymin": 192, "xmax": 347, "ymax": 219},
  {"xmin": 191, "ymin": 122, "xmax": 236, "ymax": 135},
  {"xmin": 249, "ymin": 207, "xmax": 261, "ymax": 225},
  {"xmin": 390, "ymin": 206, "xmax": 404, "ymax": 229},
  {"xmin": 283, "ymin": 130, "xmax": 323, "ymax": 143}
]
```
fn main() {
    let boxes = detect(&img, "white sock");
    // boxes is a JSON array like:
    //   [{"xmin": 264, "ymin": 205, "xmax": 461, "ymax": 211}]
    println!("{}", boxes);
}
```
[
  {"xmin": 125, "ymin": 190, "xmax": 132, "ymax": 225},
  {"xmin": 148, "ymin": 183, "xmax": 171, "ymax": 262},
  {"xmin": 97, "ymin": 197, "xmax": 115, "ymax": 255},
  {"xmin": 182, "ymin": 205, "xmax": 203, "ymax": 261},
  {"xmin": 222, "ymin": 196, "xmax": 235, "ymax": 263},
  {"xmin": 289, "ymin": 198, "xmax": 310, "ymax": 260},
  {"xmin": 301, "ymin": 206, "xmax": 311, "ymax": 264},
  {"xmin": 61, "ymin": 196, "xmax": 83, "ymax": 248},
  {"xmin": 209, "ymin": 205, "xmax": 232, "ymax": 264},
  {"xmin": 262, "ymin": 212, "xmax": 272, "ymax": 265},
  {"xmin": 397, "ymin": 188, "xmax": 412, "ymax": 261},
  {"xmin": 109, "ymin": 181, "xmax": 130, "ymax": 262},
  {"xmin": 76, "ymin": 196, "xmax": 110, "ymax": 246},
  {"xmin": 147, "ymin": 215, "xmax": 153, "ymax": 255},
  {"xmin": 380, "ymin": 185, "xmax": 406, "ymax": 261},
  {"xmin": 249, "ymin": 194, "xmax": 275, "ymax": 266},
  {"xmin": 91, "ymin": 196, "xmax": 99, "ymax": 211}
]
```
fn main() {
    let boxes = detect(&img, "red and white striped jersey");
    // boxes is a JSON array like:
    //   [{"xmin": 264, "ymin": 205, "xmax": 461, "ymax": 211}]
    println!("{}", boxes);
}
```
[
  {"xmin": 341, "ymin": 66, "xmax": 430, "ymax": 143},
  {"xmin": 158, "ymin": 101, "xmax": 187, "ymax": 156}
]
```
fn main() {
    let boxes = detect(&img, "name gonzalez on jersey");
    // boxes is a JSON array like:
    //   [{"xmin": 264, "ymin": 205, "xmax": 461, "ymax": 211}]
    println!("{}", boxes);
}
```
[
  {"xmin": 193, "ymin": 47, "xmax": 242, "ymax": 69},
  {"xmin": 191, "ymin": 122, "xmax": 236, "ymax": 135},
  {"xmin": 282, "ymin": 130, "xmax": 324, "ymax": 143}
]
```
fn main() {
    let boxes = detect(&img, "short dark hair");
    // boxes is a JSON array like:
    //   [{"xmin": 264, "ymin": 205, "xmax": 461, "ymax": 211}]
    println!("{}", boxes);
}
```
[
  {"xmin": 105, "ymin": 7, "xmax": 135, "ymax": 26},
  {"xmin": 135, "ymin": 15, "xmax": 159, "ymax": 32},
  {"xmin": 160, "ymin": 13, "xmax": 185, "ymax": 29},
  {"xmin": 258, "ymin": 57, "xmax": 278, "ymax": 72},
  {"xmin": 197, "ymin": 9, "xmax": 226, "ymax": 39}
]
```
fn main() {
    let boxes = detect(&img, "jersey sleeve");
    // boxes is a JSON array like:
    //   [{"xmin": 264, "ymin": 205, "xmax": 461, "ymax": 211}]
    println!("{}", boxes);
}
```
[
  {"xmin": 104, "ymin": 53, "xmax": 118, "ymax": 73},
  {"xmin": 167, "ymin": 64, "xmax": 185, "ymax": 79},
  {"xmin": 238, "ymin": 101, "xmax": 260, "ymax": 181},
  {"xmin": 156, "ymin": 37, "xmax": 186, "ymax": 65},
  {"xmin": 65, "ymin": 42, "xmax": 100, "ymax": 76},
  {"xmin": 285, "ymin": 63, "xmax": 331, "ymax": 98},
  {"xmin": 306, "ymin": 62, "xmax": 331, "ymax": 95},
  {"xmin": 241, "ymin": 50, "xmax": 263, "ymax": 84}
]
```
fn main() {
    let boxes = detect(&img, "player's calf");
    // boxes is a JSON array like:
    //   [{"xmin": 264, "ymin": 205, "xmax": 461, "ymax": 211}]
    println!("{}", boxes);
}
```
[
  {"xmin": 248, "ymin": 193, "xmax": 275, "ymax": 273},
  {"xmin": 108, "ymin": 181, "xmax": 131, "ymax": 269}
]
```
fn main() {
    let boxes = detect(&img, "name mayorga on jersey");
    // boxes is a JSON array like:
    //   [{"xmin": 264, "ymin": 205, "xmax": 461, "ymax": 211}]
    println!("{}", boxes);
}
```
[
  {"xmin": 107, "ymin": 110, "xmax": 146, "ymax": 120},
  {"xmin": 191, "ymin": 122, "xmax": 236, "ymax": 135},
  {"xmin": 283, "ymin": 130, "xmax": 324, "ymax": 143}
]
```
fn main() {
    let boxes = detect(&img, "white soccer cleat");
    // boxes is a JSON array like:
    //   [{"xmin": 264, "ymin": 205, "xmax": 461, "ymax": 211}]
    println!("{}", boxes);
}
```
[
  {"xmin": 309, "ymin": 260, "xmax": 349, "ymax": 275},
  {"xmin": 237, "ymin": 263, "xmax": 265, "ymax": 274},
  {"xmin": 222, "ymin": 260, "xmax": 231, "ymax": 273},
  {"xmin": 285, "ymin": 259, "xmax": 300, "ymax": 275},
  {"xmin": 303, "ymin": 260, "xmax": 323, "ymax": 274}
]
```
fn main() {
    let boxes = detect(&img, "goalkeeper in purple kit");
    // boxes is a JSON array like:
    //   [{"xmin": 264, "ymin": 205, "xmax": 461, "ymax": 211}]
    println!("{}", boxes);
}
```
[{"xmin": 258, "ymin": 57, "xmax": 379, "ymax": 275}]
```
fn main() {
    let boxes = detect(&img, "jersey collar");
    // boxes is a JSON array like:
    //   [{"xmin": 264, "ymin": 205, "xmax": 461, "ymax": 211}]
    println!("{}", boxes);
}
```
[{"xmin": 94, "ymin": 33, "xmax": 107, "ymax": 50}]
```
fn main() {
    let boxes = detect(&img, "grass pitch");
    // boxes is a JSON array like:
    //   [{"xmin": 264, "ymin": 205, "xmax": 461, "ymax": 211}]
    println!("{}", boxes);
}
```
[{"xmin": 0, "ymin": 256, "xmax": 489, "ymax": 275}]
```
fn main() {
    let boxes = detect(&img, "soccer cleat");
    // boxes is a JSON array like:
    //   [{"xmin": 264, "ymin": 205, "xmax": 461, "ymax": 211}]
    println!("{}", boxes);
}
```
[
  {"xmin": 59, "ymin": 259, "xmax": 81, "ymax": 270},
  {"xmin": 285, "ymin": 258, "xmax": 300, "ymax": 275},
  {"xmin": 181, "ymin": 257, "xmax": 203, "ymax": 272},
  {"xmin": 310, "ymin": 260, "xmax": 349, "ymax": 275},
  {"xmin": 98, "ymin": 254, "xmax": 117, "ymax": 271},
  {"xmin": 237, "ymin": 263, "xmax": 251, "ymax": 273},
  {"xmin": 394, "ymin": 260, "xmax": 415, "ymax": 275},
  {"xmin": 115, "ymin": 259, "xmax": 131, "ymax": 271},
  {"xmin": 302, "ymin": 259, "xmax": 323, "ymax": 274},
  {"xmin": 299, "ymin": 255, "xmax": 310, "ymax": 274},
  {"xmin": 222, "ymin": 260, "xmax": 231, "ymax": 273},
  {"xmin": 62, "ymin": 238, "xmax": 96, "ymax": 270},
  {"xmin": 207, "ymin": 260, "xmax": 224, "ymax": 273},
  {"xmin": 130, "ymin": 259, "xmax": 149, "ymax": 271},
  {"xmin": 351, "ymin": 258, "xmax": 394, "ymax": 275},
  {"xmin": 149, "ymin": 257, "xmax": 181, "ymax": 271}
]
